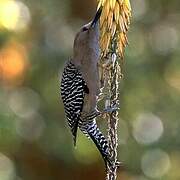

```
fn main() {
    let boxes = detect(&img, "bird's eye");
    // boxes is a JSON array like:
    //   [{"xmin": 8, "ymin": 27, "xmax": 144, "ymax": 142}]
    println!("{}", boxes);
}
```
[{"xmin": 82, "ymin": 27, "xmax": 88, "ymax": 32}]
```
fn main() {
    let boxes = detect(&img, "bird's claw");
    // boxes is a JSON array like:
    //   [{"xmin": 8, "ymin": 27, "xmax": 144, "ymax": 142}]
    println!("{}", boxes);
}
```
[
  {"xmin": 101, "ymin": 105, "xmax": 119, "ymax": 117},
  {"xmin": 104, "ymin": 106, "xmax": 119, "ymax": 113}
]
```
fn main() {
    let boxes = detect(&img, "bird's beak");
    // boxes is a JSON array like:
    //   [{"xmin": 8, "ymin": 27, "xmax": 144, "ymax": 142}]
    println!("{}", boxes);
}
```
[{"xmin": 91, "ymin": 7, "xmax": 102, "ymax": 28}]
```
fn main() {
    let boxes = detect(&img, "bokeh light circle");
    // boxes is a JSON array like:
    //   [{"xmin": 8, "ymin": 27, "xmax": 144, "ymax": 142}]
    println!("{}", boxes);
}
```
[
  {"xmin": 0, "ymin": 42, "xmax": 28, "ymax": 85},
  {"xmin": 133, "ymin": 113, "xmax": 163, "ymax": 145},
  {"xmin": 0, "ymin": 153, "xmax": 16, "ymax": 180},
  {"xmin": 0, "ymin": 0, "xmax": 31, "ymax": 31},
  {"xmin": 131, "ymin": 0, "xmax": 148, "ymax": 20},
  {"xmin": 45, "ymin": 21, "xmax": 74, "ymax": 53},
  {"xmin": 8, "ymin": 87, "xmax": 40, "ymax": 118},
  {"xmin": 141, "ymin": 149, "xmax": 171, "ymax": 178},
  {"xmin": 15, "ymin": 113, "xmax": 45, "ymax": 141},
  {"xmin": 149, "ymin": 24, "xmax": 178, "ymax": 55}
]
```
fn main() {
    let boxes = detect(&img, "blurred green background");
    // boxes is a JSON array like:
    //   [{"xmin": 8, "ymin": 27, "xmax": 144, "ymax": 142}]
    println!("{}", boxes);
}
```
[{"xmin": 0, "ymin": 0, "xmax": 180, "ymax": 179}]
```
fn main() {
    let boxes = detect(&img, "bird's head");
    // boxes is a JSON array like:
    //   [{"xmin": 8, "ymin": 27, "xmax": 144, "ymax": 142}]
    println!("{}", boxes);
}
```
[{"xmin": 73, "ymin": 8, "xmax": 102, "ymax": 59}]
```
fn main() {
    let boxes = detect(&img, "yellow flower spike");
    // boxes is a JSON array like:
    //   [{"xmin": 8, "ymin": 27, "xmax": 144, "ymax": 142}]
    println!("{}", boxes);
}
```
[
  {"xmin": 111, "ymin": 21, "xmax": 117, "ymax": 37},
  {"xmin": 107, "ymin": 10, "xmax": 113, "ymax": 29},
  {"xmin": 98, "ymin": 0, "xmax": 131, "ymax": 59},
  {"xmin": 97, "ymin": 0, "xmax": 106, "ymax": 9},
  {"xmin": 100, "ymin": 0, "xmax": 110, "ymax": 27},
  {"xmin": 101, "ymin": 25, "xmax": 107, "ymax": 40},
  {"xmin": 119, "ymin": 15, "xmax": 125, "ymax": 33},
  {"xmin": 124, "ymin": 0, "xmax": 131, "ymax": 11},
  {"xmin": 110, "ymin": 0, "xmax": 116, "ymax": 10},
  {"xmin": 117, "ymin": 0, "xmax": 123, "ymax": 5},
  {"xmin": 120, "ymin": 33, "xmax": 126, "ymax": 47},
  {"xmin": 114, "ymin": 1, "xmax": 120, "ymax": 24},
  {"xmin": 105, "ymin": 40, "xmax": 110, "ymax": 54},
  {"xmin": 100, "ymin": 10, "xmax": 106, "ymax": 28},
  {"xmin": 102, "ymin": 0, "xmax": 106, "ymax": 5},
  {"xmin": 104, "ymin": 0, "xmax": 110, "ymax": 16}
]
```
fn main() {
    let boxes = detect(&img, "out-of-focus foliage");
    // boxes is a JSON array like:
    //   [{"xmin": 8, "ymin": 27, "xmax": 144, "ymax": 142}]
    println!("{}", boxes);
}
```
[{"xmin": 0, "ymin": 0, "xmax": 180, "ymax": 179}]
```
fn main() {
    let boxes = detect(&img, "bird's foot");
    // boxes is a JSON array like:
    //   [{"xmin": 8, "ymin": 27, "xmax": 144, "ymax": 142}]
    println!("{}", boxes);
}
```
[
  {"xmin": 103, "ymin": 105, "xmax": 119, "ymax": 113},
  {"xmin": 100, "ymin": 105, "xmax": 119, "ymax": 118},
  {"xmin": 81, "ymin": 104, "xmax": 119, "ymax": 121}
]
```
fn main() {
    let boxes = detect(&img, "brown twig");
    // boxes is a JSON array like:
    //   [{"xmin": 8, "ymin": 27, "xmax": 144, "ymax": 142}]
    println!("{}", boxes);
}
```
[{"xmin": 106, "ymin": 52, "xmax": 122, "ymax": 180}]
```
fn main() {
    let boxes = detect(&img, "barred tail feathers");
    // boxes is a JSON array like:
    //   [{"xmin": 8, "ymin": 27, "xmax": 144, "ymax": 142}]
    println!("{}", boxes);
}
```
[{"xmin": 79, "ymin": 119, "xmax": 111, "ymax": 165}]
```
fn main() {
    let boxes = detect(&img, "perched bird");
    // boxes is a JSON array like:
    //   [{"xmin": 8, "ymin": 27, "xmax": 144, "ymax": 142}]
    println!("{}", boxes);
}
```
[{"xmin": 60, "ymin": 8, "xmax": 112, "ymax": 166}]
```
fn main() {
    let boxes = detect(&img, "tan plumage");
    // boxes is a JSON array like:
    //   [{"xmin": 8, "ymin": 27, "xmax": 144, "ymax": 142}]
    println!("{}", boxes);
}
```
[{"xmin": 72, "ymin": 21, "xmax": 100, "ymax": 114}]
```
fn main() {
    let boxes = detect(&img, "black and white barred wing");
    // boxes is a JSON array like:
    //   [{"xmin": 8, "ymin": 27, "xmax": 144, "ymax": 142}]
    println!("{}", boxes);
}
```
[
  {"xmin": 60, "ymin": 61, "xmax": 111, "ymax": 166},
  {"xmin": 61, "ymin": 61, "xmax": 85, "ymax": 146}
]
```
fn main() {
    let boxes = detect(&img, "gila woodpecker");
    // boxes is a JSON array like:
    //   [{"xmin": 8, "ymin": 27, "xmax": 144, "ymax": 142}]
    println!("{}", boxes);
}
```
[{"xmin": 60, "ymin": 8, "xmax": 112, "ymax": 166}]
